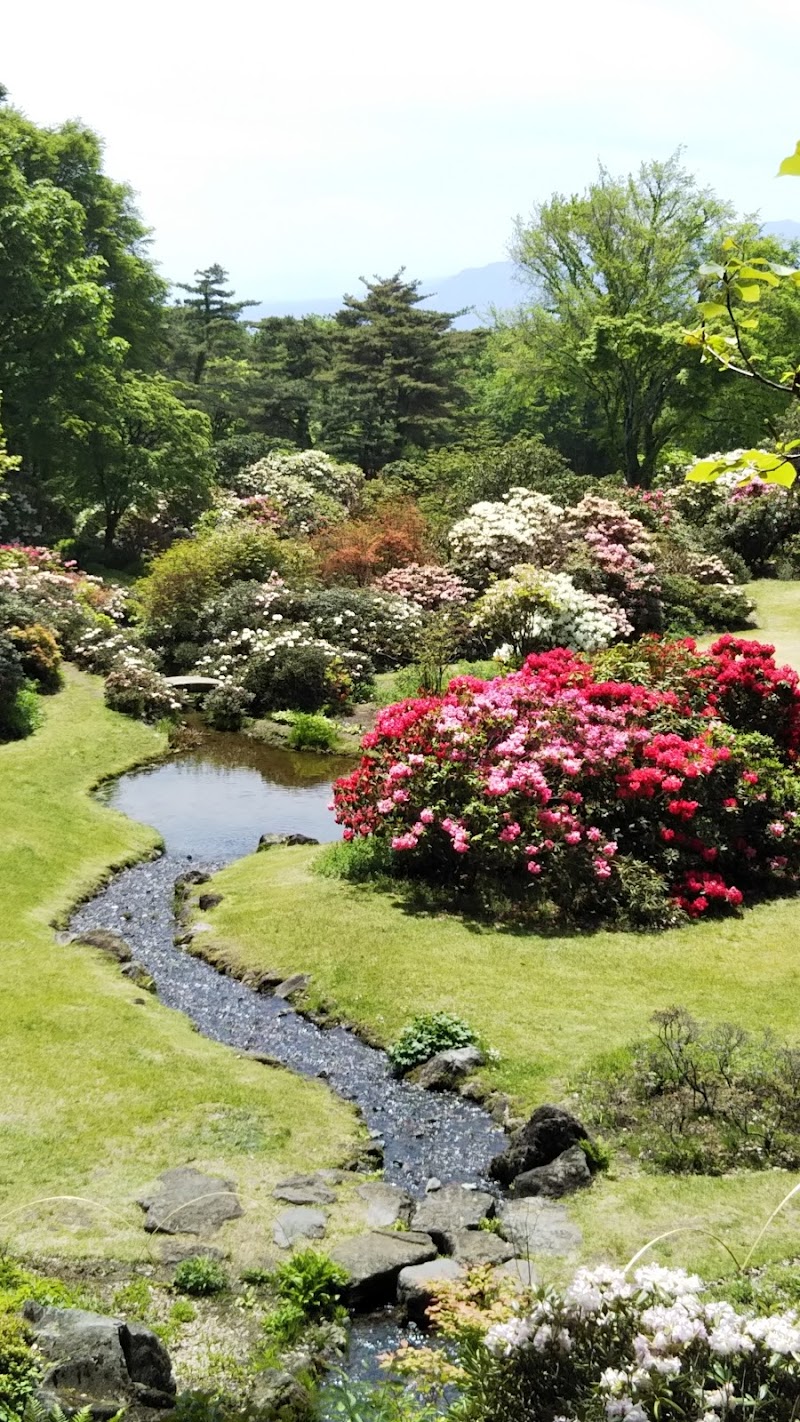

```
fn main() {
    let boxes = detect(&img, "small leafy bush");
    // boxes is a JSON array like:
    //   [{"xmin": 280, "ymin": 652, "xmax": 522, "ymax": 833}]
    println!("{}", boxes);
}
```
[
  {"xmin": 388, "ymin": 1012, "xmax": 480, "ymax": 1076},
  {"xmin": 6, "ymin": 624, "xmax": 61, "ymax": 692},
  {"xmin": 582, "ymin": 1006, "xmax": 800, "ymax": 1174},
  {"xmin": 264, "ymin": 1249, "xmax": 347, "ymax": 1345},
  {"xmin": 243, "ymin": 643, "xmax": 333, "ymax": 714},
  {"xmin": 287, "ymin": 712, "xmax": 340, "ymax": 751},
  {"xmin": 172, "ymin": 1256, "xmax": 230, "ymax": 1297},
  {"xmin": 203, "ymin": 682, "xmax": 253, "ymax": 731},
  {"xmin": 0, "ymin": 1314, "xmax": 39, "ymax": 1421}
]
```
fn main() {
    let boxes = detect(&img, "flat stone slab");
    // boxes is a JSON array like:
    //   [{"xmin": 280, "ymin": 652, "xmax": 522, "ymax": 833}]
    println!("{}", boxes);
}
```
[
  {"xmin": 397, "ymin": 1258, "xmax": 465, "ymax": 1321},
  {"xmin": 411, "ymin": 1184, "xmax": 495, "ymax": 1252},
  {"xmin": 449, "ymin": 1228, "xmax": 515, "ymax": 1267},
  {"xmin": 357, "ymin": 1182, "xmax": 414, "ymax": 1229},
  {"xmin": 137, "ymin": 1166, "xmax": 243, "ymax": 1235},
  {"xmin": 273, "ymin": 1173, "xmax": 337, "ymax": 1206},
  {"xmin": 331, "ymin": 1229, "xmax": 437, "ymax": 1309},
  {"xmin": 71, "ymin": 929, "xmax": 132, "ymax": 963},
  {"xmin": 493, "ymin": 1257, "xmax": 539, "ymax": 1290},
  {"xmin": 273, "ymin": 973, "xmax": 311, "ymax": 1000},
  {"xmin": 498, "ymin": 1199, "xmax": 582, "ymax": 1257},
  {"xmin": 273, "ymin": 1207, "xmax": 327, "ymax": 1249}
]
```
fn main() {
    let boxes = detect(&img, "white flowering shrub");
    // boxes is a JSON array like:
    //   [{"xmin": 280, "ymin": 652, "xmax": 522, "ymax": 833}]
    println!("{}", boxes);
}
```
[
  {"xmin": 196, "ymin": 624, "xmax": 374, "ymax": 705},
  {"xmin": 274, "ymin": 586, "xmax": 424, "ymax": 670},
  {"xmin": 399, "ymin": 1263, "xmax": 800, "ymax": 1422},
  {"xmin": 232, "ymin": 450, "xmax": 364, "ymax": 513},
  {"xmin": 472, "ymin": 566, "xmax": 632, "ymax": 659},
  {"xmin": 104, "ymin": 659, "xmax": 181, "ymax": 722},
  {"xmin": 449, "ymin": 487, "xmax": 566, "ymax": 583}
]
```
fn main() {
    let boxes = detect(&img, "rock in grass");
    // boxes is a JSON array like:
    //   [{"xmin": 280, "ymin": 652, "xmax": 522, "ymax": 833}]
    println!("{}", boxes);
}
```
[
  {"xmin": 273, "ymin": 973, "xmax": 311, "ymax": 1000},
  {"xmin": 410, "ymin": 1184, "xmax": 494, "ymax": 1252},
  {"xmin": 497, "ymin": 1198, "xmax": 582, "ymax": 1256},
  {"xmin": 137, "ymin": 1166, "xmax": 243, "ymax": 1235},
  {"xmin": 198, "ymin": 892, "xmax": 223, "ymax": 911},
  {"xmin": 120, "ymin": 961, "xmax": 156, "ymax": 992},
  {"xmin": 71, "ymin": 929, "xmax": 132, "ymax": 963},
  {"xmin": 257, "ymin": 833, "xmax": 320, "ymax": 851},
  {"xmin": 449, "ymin": 1229, "xmax": 515, "ymax": 1267},
  {"xmin": 357, "ymin": 1182, "xmax": 414, "ymax": 1228},
  {"xmin": 510, "ymin": 1143, "xmax": 592, "ymax": 1199},
  {"xmin": 330, "ymin": 1230, "xmax": 437, "ymax": 1309},
  {"xmin": 488, "ymin": 1104, "xmax": 589, "ymax": 1186},
  {"xmin": 412, "ymin": 1046, "xmax": 485, "ymax": 1092},
  {"xmin": 397, "ymin": 1258, "xmax": 465, "ymax": 1321},
  {"xmin": 273, "ymin": 1207, "xmax": 328, "ymax": 1249},
  {"xmin": 24, "ymin": 1303, "xmax": 175, "ymax": 1410},
  {"xmin": 273, "ymin": 1174, "xmax": 336, "ymax": 1206}
]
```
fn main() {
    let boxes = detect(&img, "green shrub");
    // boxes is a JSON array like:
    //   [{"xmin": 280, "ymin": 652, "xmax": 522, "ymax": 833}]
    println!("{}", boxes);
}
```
[
  {"xmin": 6, "ymin": 624, "xmax": 61, "ymax": 692},
  {"xmin": 172, "ymin": 1256, "xmax": 229, "ymax": 1297},
  {"xmin": 0, "ymin": 1314, "xmax": 39, "ymax": 1420},
  {"xmin": 0, "ymin": 686, "xmax": 41, "ymax": 742},
  {"xmin": 243, "ymin": 644, "xmax": 331, "ymax": 714},
  {"xmin": 264, "ymin": 1250, "xmax": 347, "ymax": 1346},
  {"xmin": 388, "ymin": 1012, "xmax": 480, "ymax": 1076},
  {"xmin": 203, "ymin": 683, "xmax": 253, "ymax": 731},
  {"xmin": 582, "ymin": 1005, "xmax": 800, "ymax": 1174},
  {"xmin": 287, "ymin": 712, "xmax": 340, "ymax": 751},
  {"xmin": 104, "ymin": 663, "xmax": 179, "ymax": 722}
]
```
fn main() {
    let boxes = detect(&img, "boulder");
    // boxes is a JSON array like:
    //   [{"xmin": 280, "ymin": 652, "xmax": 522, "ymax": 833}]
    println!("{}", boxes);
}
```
[
  {"xmin": 493, "ymin": 1257, "xmax": 538, "ymax": 1290},
  {"xmin": 257, "ymin": 833, "xmax": 320, "ymax": 851},
  {"xmin": 396, "ymin": 1259, "xmax": 465, "ymax": 1322},
  {"xmin": 412, "ymin": 1046, "xmax": 485, "ymax": 1092},
  {"xmin": 174, "ymin": 870, "xmax": 210, "ymax": 892},
  {"xmin": 356, "ymin": 1182, "xmax": 413, "ymax": 1229},
  {"xmin": 497, "ymin": 1199, "xmax": 583, "ymax": 1257},
  {"xmin": 410, "ymin": 1184, "xmax": 494, "ymax": 1253},
  {"xmin": 273, "ymin": 1174, "xmax": 336, "ymax": 1207},
  {"xmin": 24, "ymin": 1303, "xmax": 174, "ymax": 1412},
  {"xmin": 330, "ymin": 1230, "xmax": 437, "ymax": 1309},
  {"xmin": 198, "ymin": 893, "xmax": 223, "ymax": 911},
  {"xmin": 488, "ymin": 1104, "xmax": 588, "ymax": 1186},
  {"xmin": 71, "ymin": 929, "xmax": 132, "ymax": 963},
  {"xmin": 510, "ymin": 1143, "xmax": 592, "ymax": 1199},
  {"xmin": 273, "ymin": 1207, "xmax": 328, "ymax": 1249},
  {"xmin": 120, "ymin": 961, "xmax": 156, "ymax": 992},
  {"xmin": 241, "ymin": 967, "xmax": 287, "ymax": 993},
  {"xmin": 449, "ymin": 1229, "xmax": 515, "ymax": 1267},
  {"xmin": 273, "ymin": 973, "xmax": 311, "ymax": 1000},
  {"xmin": 137, "ymin": 1166, "xmax": 243, "ymax": 1235}
]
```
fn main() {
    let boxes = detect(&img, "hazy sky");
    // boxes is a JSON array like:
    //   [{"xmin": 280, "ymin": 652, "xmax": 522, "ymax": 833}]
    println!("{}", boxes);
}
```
[{"xmin": 3, "ymin": 0, "xmax": 798, "ymax": 301}]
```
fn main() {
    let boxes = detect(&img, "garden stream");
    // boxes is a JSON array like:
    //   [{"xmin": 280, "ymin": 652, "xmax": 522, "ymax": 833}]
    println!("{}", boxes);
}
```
[{"xmin": 70, "ymin": 727, "xmax": 507, "ymax": 1196}]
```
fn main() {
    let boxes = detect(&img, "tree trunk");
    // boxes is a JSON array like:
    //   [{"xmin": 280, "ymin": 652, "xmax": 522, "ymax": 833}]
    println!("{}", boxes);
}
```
[{"xmin": 103, "ymin": 511, "xmax": 120, "ymax": 554}]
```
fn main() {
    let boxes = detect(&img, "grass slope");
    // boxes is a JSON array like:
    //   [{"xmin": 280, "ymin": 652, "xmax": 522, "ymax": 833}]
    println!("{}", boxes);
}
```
[
  {"xmin": 0, "ymin": 668, "xmax": 358, "ymax": 1260},
  {"xmin": 197, "ymin": 581, "xmax": 800, "ymax": 1278}
]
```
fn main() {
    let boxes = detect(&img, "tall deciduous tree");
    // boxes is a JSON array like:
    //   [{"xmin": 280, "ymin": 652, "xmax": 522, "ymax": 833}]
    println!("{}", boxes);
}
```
[
  {"xmin": 321, "ymin": 272, "xmax": 464, "ymax": 473},
  {"xmin": 511, "ymin": 154, "xmax": 731, "ymax": 485}
]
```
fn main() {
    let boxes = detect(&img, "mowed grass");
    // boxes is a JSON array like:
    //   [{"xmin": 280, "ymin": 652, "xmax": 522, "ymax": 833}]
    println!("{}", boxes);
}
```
[
  {"xmin": 0, "ymin": 668, "xmax": 359, "ymax": 1260},
  {"xmin": 197, "ymin": 581, "xmax": 800, "ymax": 1278}
]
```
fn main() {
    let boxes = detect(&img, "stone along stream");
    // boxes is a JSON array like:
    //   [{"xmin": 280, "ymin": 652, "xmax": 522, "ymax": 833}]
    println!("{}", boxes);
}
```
[{"xmin": 73, "ymin": 730, "xmax": 507, "ymax": 1195}]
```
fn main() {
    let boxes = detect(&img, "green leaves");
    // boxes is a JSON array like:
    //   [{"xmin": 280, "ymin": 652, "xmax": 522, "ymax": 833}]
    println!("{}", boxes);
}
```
[
  {"xmin": 686, "ymin": 447, "xmax": 797, "ymax": 488},
  {"xmin": 778, "ymin": 141, "xmax": 800, "ymax": 177}
]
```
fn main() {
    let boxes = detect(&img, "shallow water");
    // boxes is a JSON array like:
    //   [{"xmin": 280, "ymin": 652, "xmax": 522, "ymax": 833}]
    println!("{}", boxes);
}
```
[
  {"xmin": 75, "ymin": 731, "xmax": 506, "ymax": 1195},
  {"xmin": 96, "ymin": 730, "xmax": 355, "ymax": 857}
]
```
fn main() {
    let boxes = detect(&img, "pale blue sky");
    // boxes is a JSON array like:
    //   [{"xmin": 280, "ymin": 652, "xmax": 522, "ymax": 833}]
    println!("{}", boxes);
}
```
[{"xmin": 3, "ymin": 0, "xmax": 798, "ymax": 300}]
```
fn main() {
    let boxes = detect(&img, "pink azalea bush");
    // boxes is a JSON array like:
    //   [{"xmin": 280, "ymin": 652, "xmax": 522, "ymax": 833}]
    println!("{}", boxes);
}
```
[
  {"xmin": 333, "ymin": 639, "xmax": 800, "ymax": 928},
  {"xmin": 374, "ymin": 563, "xmax": 473, "ymax": 610}
]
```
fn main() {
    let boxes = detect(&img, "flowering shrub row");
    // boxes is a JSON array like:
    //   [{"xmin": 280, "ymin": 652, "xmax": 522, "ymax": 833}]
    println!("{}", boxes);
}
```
[
  {"xmin": 394, "ymin": 1262, "xmax": 800, "ymax": 1422},
  {"xmin": 333, "ymin": 638, "xmax": 800, "ymax": 927}
]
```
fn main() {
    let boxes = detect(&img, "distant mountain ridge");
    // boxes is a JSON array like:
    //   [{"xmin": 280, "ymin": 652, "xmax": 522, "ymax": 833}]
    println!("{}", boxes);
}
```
[{"xmin": 249, "ymin": 220, "xmax": 800, "ymax": 330}]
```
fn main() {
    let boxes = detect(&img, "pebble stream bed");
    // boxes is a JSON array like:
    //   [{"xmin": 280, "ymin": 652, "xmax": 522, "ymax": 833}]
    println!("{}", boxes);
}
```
[{"xmin": 69, "ymin": 837, "xmax": 506, "ymax": 1196}]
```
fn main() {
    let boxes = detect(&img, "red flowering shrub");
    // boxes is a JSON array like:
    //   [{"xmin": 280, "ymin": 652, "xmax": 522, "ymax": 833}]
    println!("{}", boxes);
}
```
[{"xmin": 333, "ymin": 639, "xmax": 800, "ymax": 928}]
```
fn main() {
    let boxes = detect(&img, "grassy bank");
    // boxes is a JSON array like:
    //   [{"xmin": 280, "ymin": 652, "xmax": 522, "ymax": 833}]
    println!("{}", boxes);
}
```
[
  {"xmin": 193, "ymin": 581, "xmax": 800, "ymax": 1278},
  {"xmin": 0, "ymin": 668, "xmax": 359, "ymax": 1260}
]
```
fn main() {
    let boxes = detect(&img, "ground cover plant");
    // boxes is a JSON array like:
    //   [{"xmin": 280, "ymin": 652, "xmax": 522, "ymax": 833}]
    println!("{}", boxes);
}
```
[{"xmin": 0, "ymin": 669, "xmax": 359, "ymax": 1259}]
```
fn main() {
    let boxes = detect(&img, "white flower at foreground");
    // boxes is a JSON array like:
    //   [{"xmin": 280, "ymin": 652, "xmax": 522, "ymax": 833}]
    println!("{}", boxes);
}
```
[
  {"xmin": 483, "ymin": 1263, "xmax": 800, "ymax": 1421},
  {"xmin": 472, "ymin": 565, "xmax": 633, "ymax": 658}
]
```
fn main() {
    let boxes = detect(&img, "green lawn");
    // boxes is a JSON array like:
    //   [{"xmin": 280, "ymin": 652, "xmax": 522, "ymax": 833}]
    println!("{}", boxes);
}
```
[
  {"xmin": 194, "ymin": 580, "xmax": 800, "ymax": 1279},
  {"xmin": 0, "ymin": 669, "xmax": 359, "ymax": 1261}
]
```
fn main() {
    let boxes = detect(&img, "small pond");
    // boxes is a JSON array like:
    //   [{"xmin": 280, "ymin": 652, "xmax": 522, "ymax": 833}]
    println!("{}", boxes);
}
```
[{"xmin": 96, "ymin": 727, "xmax": 355, "ymax": 858}]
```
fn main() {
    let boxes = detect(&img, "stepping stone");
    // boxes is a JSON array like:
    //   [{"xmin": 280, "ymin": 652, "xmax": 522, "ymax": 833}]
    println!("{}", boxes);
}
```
[
  {"xmin": 411, "ymin": 1184, "xmax": 495, "ymax": 1252},
  {"xmin": 71, "ymin": 929, "xmax": 132, "ymax": 963},
  {"xmin": 330, "ymin": 1230, "xmax": 437, "ymax": 1309},
  {"xmin": 273, "ymin": 974, "xmax": 311, "ymax": 1000},
  {"xmin": 137, "ymin": 1167, "xmax": 243, "ymax": 1235},
  {"xmin": 449, "ymin": 1229, "xmax": 515, "ymax": 1267},
  {"xmin": 273, "ymin": 1207, "xmax": 327, "ymax": 1249},
  {"xmin": 357, "ymin": 1182, "xmax": 413, "ymax": 1228},
  {"xmin": 160, "ymin": 1241, "xmax": 226, "ymax": 1266},
  {"xmin": 497, "ymin": 1199, "xmax": 582, "ymax": 1256},
  {"xmin": 493, "ymin": 1257, "xmax": 539, "ymax": 1290},
  {"xmin": 397, "ymin": 1258, "xmax": 465, "ymax": 1321},
  {"xmin": 273, "ymin": 1174, "xmax": 336, "ymax": 1206}
]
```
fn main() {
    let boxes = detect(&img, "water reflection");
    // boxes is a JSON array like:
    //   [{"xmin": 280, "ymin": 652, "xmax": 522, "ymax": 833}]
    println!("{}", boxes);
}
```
[{"xmin": 98, "ymin": 727, "xmax": 355, "ymax": 859}]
